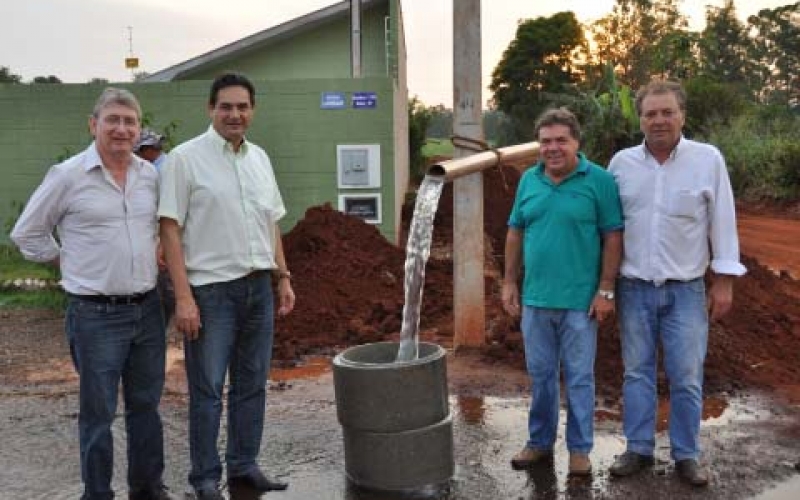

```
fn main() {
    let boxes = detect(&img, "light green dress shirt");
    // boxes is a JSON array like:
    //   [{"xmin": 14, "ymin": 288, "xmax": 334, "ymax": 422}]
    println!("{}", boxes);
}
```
[{"xmin": 158, "ymin": 126, "xmax": 286, "ymax": 286}]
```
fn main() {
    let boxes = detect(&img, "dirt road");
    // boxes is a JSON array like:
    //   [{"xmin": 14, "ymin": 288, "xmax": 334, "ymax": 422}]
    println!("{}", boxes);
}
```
[
  {"xmin": 0, "ymin": 202, "xmax": 798, "ymax": 499},
  {"xmin": 738, "ymin": 212, "xmax": 800, "ymax": 280}
]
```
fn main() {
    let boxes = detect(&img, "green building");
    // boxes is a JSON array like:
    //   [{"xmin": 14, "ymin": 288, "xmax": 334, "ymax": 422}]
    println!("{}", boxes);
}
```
[{"xmin": 0, "ymin": 0, "xmax": 409, "ymax": 244}]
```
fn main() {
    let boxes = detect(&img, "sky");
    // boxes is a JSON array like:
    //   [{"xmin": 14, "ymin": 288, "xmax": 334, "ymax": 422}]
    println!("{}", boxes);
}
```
[{"xmin": 1, "ymin": 0, "xmax": 793, "ymax": 106}]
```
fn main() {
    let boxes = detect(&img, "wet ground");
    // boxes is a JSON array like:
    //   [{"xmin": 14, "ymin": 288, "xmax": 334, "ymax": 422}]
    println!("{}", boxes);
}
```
[
  {"xmin": 1, "ymin": 345, "xmax": 799, "ymax": 500},
  {"xmin": 1, "ymin": 204, "xmax": 798, "ymax": 499}
]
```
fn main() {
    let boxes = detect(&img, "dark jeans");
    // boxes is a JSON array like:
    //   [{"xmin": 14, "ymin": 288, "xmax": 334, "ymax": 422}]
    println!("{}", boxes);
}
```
[
  {"xmin": 157, "ymin": 270, "xmax": 175, "ymax": 327},
  {"xmin": 185, "ymin": 272, "xmax": 275, "ymax": 492},
  {"xmin": 65, "ymin": 290, "xmax": 167, "ymax": 500}
]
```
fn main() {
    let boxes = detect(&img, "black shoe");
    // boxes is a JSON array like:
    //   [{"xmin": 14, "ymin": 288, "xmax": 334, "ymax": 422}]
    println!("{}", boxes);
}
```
[
  {"xmin": 195, "ymin": 487, "xmax": 225, "ymax": 500},
  {"xmin": 228, "ymin": 469, "xmax": 288, "ymax": 492},
  {"xmin": 129, "ymin": 484, "xmax": 180, "ymax": 500},
  {"xmin": 675, "ymin": 459, "xmax": 709, "ymax": 487},
  {"xmin": 609, "ymin": 451, "xmax": 655, "ymax": 477}
]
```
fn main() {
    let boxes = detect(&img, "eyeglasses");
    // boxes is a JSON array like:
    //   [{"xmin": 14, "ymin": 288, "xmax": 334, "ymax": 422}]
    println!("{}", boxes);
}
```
[{"xmin": 100, "ymin": 114, "xmax": 139, "ymax": 127}]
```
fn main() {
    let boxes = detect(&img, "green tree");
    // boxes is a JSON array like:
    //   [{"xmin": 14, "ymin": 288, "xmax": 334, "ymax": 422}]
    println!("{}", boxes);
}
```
[
  {"xmin": 489, "ymin": 11, "xmax": 587, "ymax": 142},
  {"xmin": 482, "ymin": 109, "xmax": 515, "ymax": 147},
  {"xmin": 683, "ymin": 77, "xmax": 750, "ymax": 137},
  {"xmin": 425, "ymin": 105, "xmax": 452, "ymax": 139},
  {"xmin": 587, "ymin": 0, "xmax": 690, "ymax": 89},
  {"xmin": 748, "ymin": 2, "xmax": 800, "ymax": 106},
  {"xmin": 0, "ymin": 66, "xmax": 22, "ymax": 83},
  {"xmin": 548, "ymin": 65, "xmax": 640, "ymax": 165},
  {"xmin": 697, "ymin": 0, "xmax": 757, "ymax": 95},
  {"xmin": 408, "ymin": 97, "xmax": 433, "ymax": 180},
  {"xmin": 31, "ymin": 75, "xmax": 62, "ymax": 84}
]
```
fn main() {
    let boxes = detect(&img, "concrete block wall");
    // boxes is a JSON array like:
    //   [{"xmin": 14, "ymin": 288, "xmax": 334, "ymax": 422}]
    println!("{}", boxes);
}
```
[{"xmin": 0, "ymin": 76, "xmax": 400, "ymax": 244}]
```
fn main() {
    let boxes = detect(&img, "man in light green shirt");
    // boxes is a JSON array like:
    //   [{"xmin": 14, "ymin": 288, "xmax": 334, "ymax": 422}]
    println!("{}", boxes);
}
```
[{"xmin": 159, "ymin": 73, "xmax": 295, "ymax": 500}]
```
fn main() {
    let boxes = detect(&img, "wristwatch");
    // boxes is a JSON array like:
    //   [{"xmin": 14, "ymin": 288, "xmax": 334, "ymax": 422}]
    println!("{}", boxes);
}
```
[
  {"xmin": 597, "ymin": 289, "xmax": 615, "ymax": 300},
  {"xmin": 277, "ymin": 270, "xmax": 292, "ymax": 281}
]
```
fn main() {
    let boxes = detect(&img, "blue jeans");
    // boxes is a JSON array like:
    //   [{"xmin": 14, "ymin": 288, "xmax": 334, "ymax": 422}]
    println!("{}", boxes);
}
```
[
  {"xmin": 521, "ymin": 307, "xmax": 597, "ymax": 454},
  {"xmin": 617, "ymin": 277, "xmax": 708, "ymax": 461},
  {"xmin": 185, "ymin": 272, "xmax": 275, "ymax": 491},
  {"xmin": 65, "ymin": 290, "xmax": 166, "ymax": 500}
]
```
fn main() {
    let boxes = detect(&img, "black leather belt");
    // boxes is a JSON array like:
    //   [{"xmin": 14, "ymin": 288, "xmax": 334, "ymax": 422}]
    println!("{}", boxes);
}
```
[
  {"xmin": 245, "ymin": 270, "xmax": 269, "ymax": 279},
  {"xmin": 69, "ymin": 289, "xmax": 153, "ymax": 305}
]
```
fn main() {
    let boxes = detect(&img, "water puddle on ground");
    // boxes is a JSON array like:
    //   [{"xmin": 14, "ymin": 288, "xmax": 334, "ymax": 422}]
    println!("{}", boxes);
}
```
[{"xmin": 449, "ymin": 392, "xmax": 799, "ymax": 499}]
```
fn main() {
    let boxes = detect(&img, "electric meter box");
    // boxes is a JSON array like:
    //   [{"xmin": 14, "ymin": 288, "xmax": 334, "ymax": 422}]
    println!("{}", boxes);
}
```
[{"xmin": 337, "ymin": 144, "xmax": 381, "ymax": 189}]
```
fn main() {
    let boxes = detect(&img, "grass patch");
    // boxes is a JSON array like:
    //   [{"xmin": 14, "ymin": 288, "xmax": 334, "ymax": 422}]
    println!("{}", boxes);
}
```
[
  {"xmin": 0, "ymin": 245, "xmax": 63, "ymax": 309},
  {"xmin": 422, "ymin": 138, "xmax": 454, "ymax": 159},
  {"xmin": 0, "ymin": 245, "xmax": 59, "ymax": 282},
  {"xmin": 0, "ymin": 289, "xmax": 66, "ymax": 309}
]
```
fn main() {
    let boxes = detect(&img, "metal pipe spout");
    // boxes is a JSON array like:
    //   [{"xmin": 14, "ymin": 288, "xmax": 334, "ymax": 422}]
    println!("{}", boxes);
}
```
[{"xmin": 427, "ymin": 142, "xmax": 540, "ymax": 182}]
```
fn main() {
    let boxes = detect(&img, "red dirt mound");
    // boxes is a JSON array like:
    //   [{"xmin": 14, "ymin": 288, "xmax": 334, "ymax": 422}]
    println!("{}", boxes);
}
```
[
  {"xmin": 277, "ymin": 166, "xmax": 800, "ymax": 401},
  {"xmin": 274, "ymin": 204, "xmax": 454, "ymax": 361}
]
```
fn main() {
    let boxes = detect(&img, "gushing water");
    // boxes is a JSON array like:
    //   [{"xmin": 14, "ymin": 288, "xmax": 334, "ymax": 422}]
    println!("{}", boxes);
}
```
[{"xmin": 396, "ymin": 175, "xmax": 445, "ymax": 362}]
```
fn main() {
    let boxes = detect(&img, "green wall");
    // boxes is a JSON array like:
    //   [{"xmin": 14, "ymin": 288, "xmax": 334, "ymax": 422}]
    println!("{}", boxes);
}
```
[
  {"xmin": 0, "ymin": 77, "xmax": 398, "ymax": 244},
  {"xmin": 186, "ymin": 4, "xmax": 389, "ymax": 81}
]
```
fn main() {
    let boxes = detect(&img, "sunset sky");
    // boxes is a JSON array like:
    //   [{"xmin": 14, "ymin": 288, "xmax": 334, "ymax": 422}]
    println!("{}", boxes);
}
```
[{"xmin": 1, "ymin": 0, "xmax": 793, "ymax": 105}]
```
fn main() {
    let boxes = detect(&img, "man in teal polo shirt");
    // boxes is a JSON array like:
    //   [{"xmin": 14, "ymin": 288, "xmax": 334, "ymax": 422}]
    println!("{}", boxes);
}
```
[{"xmin": 503, "ymin": 107, "xmax": 623, "ymax": 476}]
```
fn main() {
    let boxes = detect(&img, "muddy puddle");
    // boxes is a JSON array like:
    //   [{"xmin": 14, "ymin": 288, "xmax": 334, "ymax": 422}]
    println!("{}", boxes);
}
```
[{"xmin": 1, "ymin": 356, "xmax": 798, "ymax": 500}]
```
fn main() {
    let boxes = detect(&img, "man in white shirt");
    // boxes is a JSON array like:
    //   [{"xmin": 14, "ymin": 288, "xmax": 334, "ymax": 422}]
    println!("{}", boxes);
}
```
[
  {"xmin": 159, "ymin": 73, "xmax": 295, "ymax": 500},
  {"xmin": 11, "ymin": 88, "xmax": 178, "ymax": 500},
  {"xmin": 607, "ymin": 80, "xmax": 746, "ymax": 487}
]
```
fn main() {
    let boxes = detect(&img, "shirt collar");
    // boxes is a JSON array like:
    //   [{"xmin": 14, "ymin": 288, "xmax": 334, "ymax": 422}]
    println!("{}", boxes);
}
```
[
  {"xmin": 205, "ymin": 124, "xmax": 249, "ymax": 155},
  {"xmin": 640, "ymin": 135, "xmax": 686, "ymax": 160},
  {"xmin": 82, "ymin": 141, "xmax": 142, "ymax": 172}
]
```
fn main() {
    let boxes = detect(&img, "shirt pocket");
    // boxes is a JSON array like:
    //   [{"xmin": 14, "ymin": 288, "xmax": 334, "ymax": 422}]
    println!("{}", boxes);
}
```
[{"xmin": 667, "ymin": 189, "xmax": 703, "ymax": 218}]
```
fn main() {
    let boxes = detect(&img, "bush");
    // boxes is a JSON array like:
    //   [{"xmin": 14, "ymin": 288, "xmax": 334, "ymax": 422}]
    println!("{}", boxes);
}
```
[
  {"xmin": 707, "ymin": 108, "xmax": 800, "ymax": 200},
  {"xmin": 408, "ymin": 97, "xmax": 433, "ymax": 182}
]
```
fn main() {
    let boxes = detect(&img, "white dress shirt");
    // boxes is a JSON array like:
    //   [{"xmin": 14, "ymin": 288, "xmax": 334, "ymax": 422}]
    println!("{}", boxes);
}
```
[
  {"xmin": 608, "ymin": 137, "xmax": 746, "ymax": 284},
  {"xmin": 158, "ymin": 126, "xmax": 286, "ymax": 286},
  {"xmin": 11, "ymin": 143, "xmax": 159, "ymax": 295}
]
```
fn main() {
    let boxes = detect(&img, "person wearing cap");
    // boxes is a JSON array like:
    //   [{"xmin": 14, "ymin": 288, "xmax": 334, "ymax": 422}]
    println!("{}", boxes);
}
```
[
  {"xmin": 11, "ymin": 88, "xmax": 178, "ymax": 500},
  {"xmin": 134, "ymin": 128, "xmax": 175, "ymax": 327},
  {"xmin": 159, "ymin": 73, "xmax": 295, "ymax": 500},
  {"xmin": 134, "ymin": 128, "xmax": 167, "ymax": 170}
]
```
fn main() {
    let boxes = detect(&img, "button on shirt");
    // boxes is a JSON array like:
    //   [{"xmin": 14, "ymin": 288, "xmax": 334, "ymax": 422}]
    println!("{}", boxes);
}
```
[
  {"xmin": 158, "ymin": 126, "xmax": 286, "ymax": 286},
  {"xmin": 11, "ymin": 143, "xmax": 159, "ymax": 295},
  {"xmin": 608, "ymin": 137, "xmax": 746, "ymax": 283}
]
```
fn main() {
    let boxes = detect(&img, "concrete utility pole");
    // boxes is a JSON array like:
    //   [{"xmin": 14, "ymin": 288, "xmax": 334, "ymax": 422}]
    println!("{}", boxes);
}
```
[{"xmin": 452, "ymin": 0, "xmax": 485, "ymax": 348}]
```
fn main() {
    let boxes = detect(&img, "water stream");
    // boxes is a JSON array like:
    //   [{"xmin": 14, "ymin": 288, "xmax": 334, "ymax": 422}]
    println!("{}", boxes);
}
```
[{"xmin": 396, "ymin": 175, "xmax": 445, "ymax": 362}]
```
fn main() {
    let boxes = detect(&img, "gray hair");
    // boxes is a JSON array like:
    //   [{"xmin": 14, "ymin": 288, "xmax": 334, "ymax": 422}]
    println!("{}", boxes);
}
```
[
  {"xmin": 635, "ymin": 80, "xmax": 686, "ymax": 115},
  {"xmin": 92, "ymin": 87, "xmax": 142, "ymax": 119}
]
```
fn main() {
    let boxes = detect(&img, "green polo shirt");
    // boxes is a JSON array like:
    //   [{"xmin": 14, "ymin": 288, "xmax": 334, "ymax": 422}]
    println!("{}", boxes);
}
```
[{"xmin": 508, "ymin": 153, "xmax": 623, "ymax": 310}]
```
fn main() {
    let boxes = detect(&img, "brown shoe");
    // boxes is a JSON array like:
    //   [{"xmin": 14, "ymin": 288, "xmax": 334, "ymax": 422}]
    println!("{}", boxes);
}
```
[
  {"xmin": 568, "ymin": 453, "xmax": 592, "ymax": 476},
  {"xmin": 675, "ymin": 459, "xmax": 709, "ymax": 487},
  {"xmin": 510, "ymin": 447, "xmax": 553, "ymax": 470}
]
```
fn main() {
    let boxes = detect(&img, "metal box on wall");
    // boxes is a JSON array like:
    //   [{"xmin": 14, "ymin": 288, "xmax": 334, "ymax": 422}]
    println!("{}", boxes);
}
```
[{"xmin": 337, "ymin": 144, "xmax": 381, "ymax": 189}]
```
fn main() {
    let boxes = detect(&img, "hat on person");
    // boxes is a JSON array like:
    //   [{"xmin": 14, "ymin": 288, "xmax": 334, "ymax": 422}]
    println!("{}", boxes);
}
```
[{"xmin": 134, "ymin": 128, "xmax": 164, "ymax": 152}]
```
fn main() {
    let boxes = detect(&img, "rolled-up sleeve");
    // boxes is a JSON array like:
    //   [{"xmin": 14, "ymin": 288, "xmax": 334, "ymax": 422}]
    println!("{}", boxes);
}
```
[
  {"xmin": 709, "ymin": 152, "xmax": 746, "ymax": 276},
  {"xmin": 10, "ymin": 166, "xmax": 67, "ymax": 263}
]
